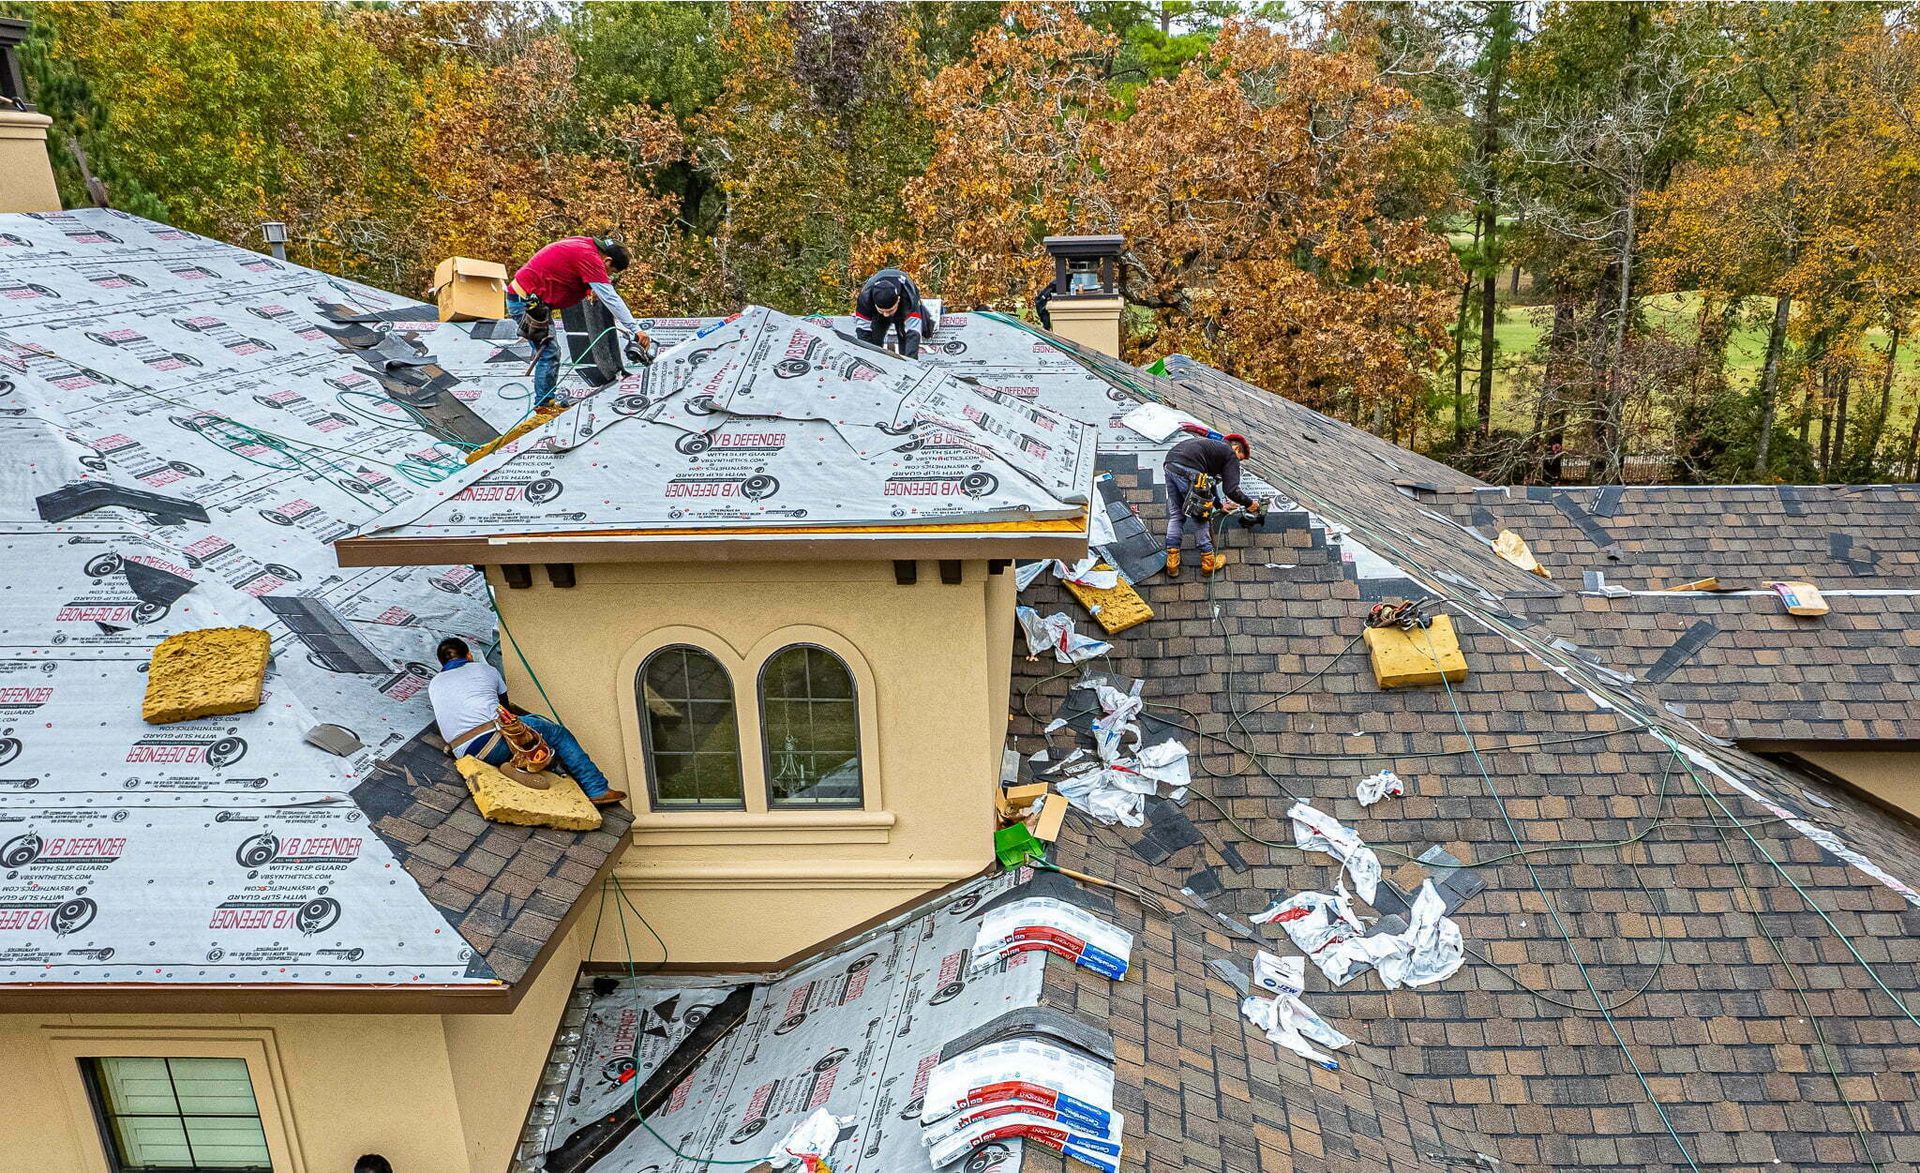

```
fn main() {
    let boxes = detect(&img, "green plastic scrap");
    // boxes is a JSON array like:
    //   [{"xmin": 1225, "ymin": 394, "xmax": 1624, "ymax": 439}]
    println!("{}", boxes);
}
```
[{"xmin": 994, "ymin": 823, "xmax": 1046, "ymax": 869}]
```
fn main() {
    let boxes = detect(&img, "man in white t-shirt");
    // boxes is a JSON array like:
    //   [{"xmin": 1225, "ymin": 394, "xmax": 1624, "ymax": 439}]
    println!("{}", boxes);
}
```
[{"xmin": 427, "ymin": 637, "xmax": 624, "ymax": 806}]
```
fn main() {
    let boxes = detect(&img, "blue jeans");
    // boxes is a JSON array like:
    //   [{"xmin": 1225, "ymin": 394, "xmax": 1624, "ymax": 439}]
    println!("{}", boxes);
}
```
[
  {"xmin": 473, "ymin": 713, "xmax": 611, "ymax": 797},
  {"xmin": 506, "ymin": 292, "xmax": 560, "ymax": 407},
  {"xmin": 1164, "ymin": 469, "xmax": 1213, "ymax": 553}
]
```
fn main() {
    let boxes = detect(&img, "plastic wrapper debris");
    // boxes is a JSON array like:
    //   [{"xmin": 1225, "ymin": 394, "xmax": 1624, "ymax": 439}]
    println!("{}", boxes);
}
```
[
  {"xmin": 1356, "ymin": 770, "xmax": 1406, "ymax": 807},
  {"xmin": 768, "ymin": 1108, "xmax": 850, "ymax": 1171},
  {"xmin": 1131, "ymin": 740, "xmax": 1191, "ymax": 793},
  {"xmin": 1376, "ymin": 880, "xmax": 1464, "ymax": 989},
  {"xmin": 1090, "ymin": 682, "xmax": 1144, "ymax": 763},
  {"xmin": 1016, "ymin": 605, "xmax": 1112, "ymax": 664},
  {"xmin": 1240, "ymin": 992, "xmax": 1353, "ymax": 1072},
  {"xmin": 1054, "ymin": 767, "xmax": 1146, "ymax": 827},
  {"xmin": 1287, "ymin": 801, "xmax": 1382, "ymax": 903},
  {"xmin": 1253, "ymin": 880, "xmax": 1463, "ymax": 989},
  {"xmin": 1055, "ymin": 555, "xmax": 1119, "ymax": 591},
  {"xmin": 921, "ymin": 1038, "xmax": 1116, "ymax": 1135},
  {"xmin": 1118, "ymin": 401, "xmax": 1202, "ymax": 443},
  {"xmin": 971, "ymin": 896, "xmax": 1132, "ymax": 980},
  {"xmin": 1014, "ymin": 560, "xmax": 1051, "ymax": 591}
]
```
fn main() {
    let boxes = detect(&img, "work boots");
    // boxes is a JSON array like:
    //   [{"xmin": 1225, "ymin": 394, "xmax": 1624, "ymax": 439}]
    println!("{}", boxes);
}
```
[
  {"xmin": 1165, "ymin": 548, "xmax": 1181, "ymax": 576},
  {"xmin": 1201, "ymin": 551, "xmax": 1228, "ymax": 576}
]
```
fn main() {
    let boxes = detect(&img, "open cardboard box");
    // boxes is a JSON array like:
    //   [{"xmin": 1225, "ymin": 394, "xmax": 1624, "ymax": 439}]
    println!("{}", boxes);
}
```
[{"xmin": 430, "ymin": 256, "xmax": 508, "ymax": 322}]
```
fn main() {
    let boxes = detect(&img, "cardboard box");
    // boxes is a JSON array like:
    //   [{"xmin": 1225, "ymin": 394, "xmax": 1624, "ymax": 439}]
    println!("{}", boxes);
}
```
[{"xmin": 430, "ymin": 256, "xmax": 508, "ymax": 322}]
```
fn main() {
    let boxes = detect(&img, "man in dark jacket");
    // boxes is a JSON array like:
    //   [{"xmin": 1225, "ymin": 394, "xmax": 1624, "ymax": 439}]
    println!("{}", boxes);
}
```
[
  {"xmin": 1163, "ymin": 432, "xmax": 1259, "ymax": 576},
  {"xmin": 854, "ymin": 268, "xmax": 935, "ymax": 358}
]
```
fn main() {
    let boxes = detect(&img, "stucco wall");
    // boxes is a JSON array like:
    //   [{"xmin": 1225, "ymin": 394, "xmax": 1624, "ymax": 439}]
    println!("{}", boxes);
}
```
[
  {"xmin": 1774, "ymin": 744, "xmax": 1920, "ymax": 818},
  {"xmin": 489, "ymin": 558, "xmax": 1007, "ymax": 966},
  {"xmin": 0, "ymin": 925, "xmax": 584, "ymax": 1173},
  {"xmin": 0, "ymin": 110, "xmax": 61, "ymax": 215}
]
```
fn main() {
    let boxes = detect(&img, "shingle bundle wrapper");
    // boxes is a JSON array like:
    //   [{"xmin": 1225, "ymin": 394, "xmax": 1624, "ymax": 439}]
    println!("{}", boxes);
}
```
[
  {"xmin": 1253, "ymin": 880, "xmax": 1464, "ymax": 989},
  {"xmin": 1016, "ymin": 605, "xmax": 1112, "ymax": 664},
  {"xmin": 1242, "ymin": 954, "xmax": 1353, "ymax": 1071},
  {"xmin": 1287, "ymin": 801, "xmax": 1382, "ymax": 902},
  {"xmin": 971, "ymin": 896, "xmax": 1133, "ymax": 980},
  {"xmin": 920, "ymin": 1039, "xmax": 1122, "ymax": 1172}
]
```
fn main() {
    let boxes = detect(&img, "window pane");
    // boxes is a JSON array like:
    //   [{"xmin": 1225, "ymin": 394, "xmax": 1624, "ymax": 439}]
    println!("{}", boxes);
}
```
[
  {"xmin": 167, "ymin": 1058, "xmax": 259, "ymax": 1116},
  {"xmin": 112, "ymin": 1116, "xmax": 193, "ymax": 1168},
  {"xmin": 184, "ymin": 1116, "xmax": 272, "ymax": 1167},
  {"xmin": 761, "ymin": 647, "xmax": 861, "ymax": 808},
  {"xmin": 98, "ymin": 1057, "xmax": 179, "ymax": 1116},
  {"xmin": 639, "ymin": 647, "xmax": 741, "ymax": 809}
]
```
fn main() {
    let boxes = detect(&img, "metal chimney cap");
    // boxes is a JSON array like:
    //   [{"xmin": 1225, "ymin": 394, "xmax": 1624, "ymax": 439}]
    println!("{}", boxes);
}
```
[
  {"xmin": 1042, "ymin": 235, "xmax": 1124, "ymax": 259},
  {"xmin": 260, "ymin": 221, "xmax": 288, "ymax": 245}
]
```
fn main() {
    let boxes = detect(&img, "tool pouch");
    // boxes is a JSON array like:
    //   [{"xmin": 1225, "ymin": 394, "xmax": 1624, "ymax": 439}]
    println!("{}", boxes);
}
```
[
  {"xmin": 516, "ymin": 298, "xmax": 553, "ymax": 346},
  {"xmin": 1181, "ymin": 472, "xmax": 1217, "ymax": 521}
]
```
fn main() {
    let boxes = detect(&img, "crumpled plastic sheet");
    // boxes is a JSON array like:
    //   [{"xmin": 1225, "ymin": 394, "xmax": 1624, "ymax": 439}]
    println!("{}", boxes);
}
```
[
  {"xmin": 768, "ymin": 1108, "xmax": 850, "ymax": 1171},
  {"xmin": 1090, "ymin": 683, "xmax": 1143, "ymax": 763},
  {"xmin": 1240, "ymin": 990, "xmax": 1354, "ymax": 1071},
  {"xmin": 1055, "ymin": 760, "xmax": 1146, "ymax": 827},
  {"xmin": 1287, "ymin": 801, "xmax": 1382, "ymax": 903},
  {"xmin": 1118, "ymin": 401, "xmax": 1203, "ymax": 443},
  {"xmin": 1055, "ymin": 554, "xmax": 1119, "ymax": 591},
  {"xmin": 1357, "ymin": 770, "xmax": 1406, "ymax": 807},
  {"xmin": 1252, "ymin": 880, "xmax": 1464, "ymax": 990},
  {"xmin": 1017, "ymin": 605, "xmax": 1112, "ymax": 664},
  {"xmin": 1014, "ymin": 560, "xmax": 1051, "ymax": 591},
  {"xmin": 1253, "ymin": 950, "xmax": 1305, "ymax": 997}
]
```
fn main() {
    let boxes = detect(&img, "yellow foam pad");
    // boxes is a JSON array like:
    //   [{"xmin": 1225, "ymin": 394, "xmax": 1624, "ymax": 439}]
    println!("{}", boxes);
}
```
[
  {"xmin": 457, "ymin": 755, "xmax": 603, "ymax": 832},
  {"xmin": 1064, "ymin": 570, "xmax": 1155, "ymax": 635},
  {"xmin": 142, "ymin": 627, "xmax": 271, "ymax": 724},
  {"xmin": 1364, "ymin": 613, "xmax": 1469, "ymax": 689}
]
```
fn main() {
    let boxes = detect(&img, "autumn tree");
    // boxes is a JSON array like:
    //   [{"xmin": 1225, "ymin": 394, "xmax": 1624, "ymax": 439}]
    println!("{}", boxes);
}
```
[{"xmin": 862, "ymin": 3, "xmax": 1459, "ymax": 424}]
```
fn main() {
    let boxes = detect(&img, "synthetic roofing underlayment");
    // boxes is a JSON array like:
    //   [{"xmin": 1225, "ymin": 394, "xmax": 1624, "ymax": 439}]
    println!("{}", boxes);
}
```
[
  {"xmin": 350, "ymin": 306, "xmax": 1099, "ymax": 544},
  {"xmin": 519, "ymin": 871, "xmax": 1057, "ymax": 1173},
  {"xmin": 0, "ymin": 208, "xmax": 710, "ymax": 989}
]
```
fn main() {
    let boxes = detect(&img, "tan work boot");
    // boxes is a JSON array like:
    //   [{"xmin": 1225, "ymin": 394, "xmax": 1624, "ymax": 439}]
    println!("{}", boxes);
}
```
[
  {"xmin": 589, "ymin": 789, "xmax": 628, "ymax": 807},
  {"xmin": 1201, "ymin": 551, "xmax": 1227, "ymax": 576},
  {"xmin": 1165, "ymin": 549, "xmax": 1181, "ymax": 576}
]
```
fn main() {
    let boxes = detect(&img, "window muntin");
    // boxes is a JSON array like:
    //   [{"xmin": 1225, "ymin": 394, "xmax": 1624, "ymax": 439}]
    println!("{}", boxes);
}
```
[
  {"xmin": 759, "ymin": 645, "xmax": 862, "ymax": 808},
  {"xmin": 83, "ymin": 1057, "xmax": 270, "ymax": 1172},
  {"xmin": 638, "ymin": 645, "xmax": 745, "ymax": 809}
]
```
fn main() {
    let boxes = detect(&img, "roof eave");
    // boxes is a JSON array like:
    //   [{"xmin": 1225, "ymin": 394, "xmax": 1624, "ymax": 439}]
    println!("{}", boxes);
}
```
[{"xmin": 335, "ymin": 525, "xmax": 1090, "ymax": 568}]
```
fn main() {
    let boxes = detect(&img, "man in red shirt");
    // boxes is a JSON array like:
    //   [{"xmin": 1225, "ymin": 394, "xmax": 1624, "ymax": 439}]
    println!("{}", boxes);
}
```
[{"xmin": 507, "ymin": 236, "xmax": 654, "ymax": 407}]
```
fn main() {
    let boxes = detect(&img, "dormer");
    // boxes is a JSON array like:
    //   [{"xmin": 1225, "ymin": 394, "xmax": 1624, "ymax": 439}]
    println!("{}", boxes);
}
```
[{"xmin": 338, "ymin": 308, "xmax": 1096, "ymax": 964}]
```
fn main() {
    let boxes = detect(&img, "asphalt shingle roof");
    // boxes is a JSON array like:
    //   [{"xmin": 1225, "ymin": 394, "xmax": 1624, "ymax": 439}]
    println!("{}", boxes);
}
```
[{"xmin": 975, "ymin": 328, "xmax": 1920, "ymax": 1172}]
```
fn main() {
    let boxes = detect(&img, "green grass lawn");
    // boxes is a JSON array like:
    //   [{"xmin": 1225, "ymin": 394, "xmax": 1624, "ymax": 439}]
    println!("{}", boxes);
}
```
[{"xmin": 1479, "ymin": 292, "xmax": 1920, "ymax": 443}]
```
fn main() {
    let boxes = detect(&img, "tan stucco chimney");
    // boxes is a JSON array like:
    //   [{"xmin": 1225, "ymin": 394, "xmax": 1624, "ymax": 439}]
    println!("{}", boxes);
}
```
[
  {"xmin": 0, "ymin": 20, "xmax": 61, "ymax": 214},
  {"xmin": 1041, "ymin": 234, "xmax": 1125, "ymax": 357}
]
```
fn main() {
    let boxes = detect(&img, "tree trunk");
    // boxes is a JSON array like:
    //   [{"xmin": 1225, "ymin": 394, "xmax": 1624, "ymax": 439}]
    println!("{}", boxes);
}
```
[
  {"xmin": 1832, "ymin": 365, "xmax": 1851, "ymax": 476},
  {"xmin": 1530, "ymin": 288, "xmax": 1575, "ymax": 483},
  {"xmin": 1752, "ymin": 293, "xmax": 1791, "ymax": 476},
  {"xmin": 1472, "ymin": 14, "xmax": 1510, "ymax": 443},
  {"xmin": 1817, "ymin": 370, "xmax": 1833, "ymax": 477},
  {"xmin": 1452, "ymin": 224, "xmax": 1477, "ymax": 450},
  {"xmin": 1864, "ymin": 319, "xmax": 1901, "ymax": 476}
]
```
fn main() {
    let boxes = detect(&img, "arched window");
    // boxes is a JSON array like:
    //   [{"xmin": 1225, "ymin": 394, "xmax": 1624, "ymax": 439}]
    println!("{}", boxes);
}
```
[
  {"xmin": 637, "ymin": 646, "xmax": 743, "ymax": 809},
  {"xmin": 759, "ymin": 645, "xmax": 862, "ymax": 808}
]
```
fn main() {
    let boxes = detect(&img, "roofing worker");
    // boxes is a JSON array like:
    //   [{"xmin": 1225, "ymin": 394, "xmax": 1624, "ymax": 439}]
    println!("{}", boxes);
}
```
[
  {"xmin": 854, "ymin": 267, "xmax": 935, "ymax": 358},
  {"xmin": 428, "ymin": 637, "xmax": 625, "ymax": 807},
  {"xmin": 1163, "ymin": 431, "xmax": 1260, "ymax": 577},
  {"xmin": 507, "ymin": 236, "xmax": 654, "ymax": 408}
]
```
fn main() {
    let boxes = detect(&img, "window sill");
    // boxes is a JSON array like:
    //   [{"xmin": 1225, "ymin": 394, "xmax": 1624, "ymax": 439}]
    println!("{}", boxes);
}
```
[{"xmin": 628, "ymin": 808, "xmax": 896, "ymax": 846}]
